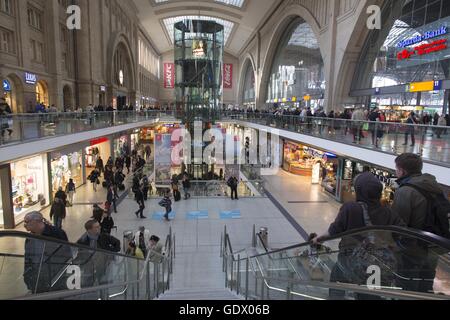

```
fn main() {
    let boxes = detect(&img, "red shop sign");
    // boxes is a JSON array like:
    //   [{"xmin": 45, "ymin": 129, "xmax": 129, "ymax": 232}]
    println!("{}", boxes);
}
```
[
  {"xmin": 164, "ymin": 63, "xmax": 175, "ymax": 89},
  {"xmin": 223, "ymin": 64, "xmax": 233, "ymax": 89},
  {"xmin": 90, "ymin": 137, "xmax": 109, "ymax": 146}
]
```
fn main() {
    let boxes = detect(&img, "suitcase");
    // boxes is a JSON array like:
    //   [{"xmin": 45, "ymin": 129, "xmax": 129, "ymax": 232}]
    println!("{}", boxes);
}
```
[{"xmin": 174, "ymin": 190, "xmax": 181, "ymax": 202}]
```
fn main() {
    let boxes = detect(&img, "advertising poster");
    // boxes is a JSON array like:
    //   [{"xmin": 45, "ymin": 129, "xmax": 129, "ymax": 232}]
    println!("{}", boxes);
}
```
[
  {"xmin": 154, "ymin": 134, "xmax": 172, "ymax": 183},
  {"xmin": 223, "ymin": 64, "xmax": 233, "ymax": 89}
]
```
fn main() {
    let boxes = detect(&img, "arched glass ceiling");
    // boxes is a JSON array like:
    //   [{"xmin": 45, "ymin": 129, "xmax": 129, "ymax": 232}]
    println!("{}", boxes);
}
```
[
  {"xmin": 154, "ymin": 0, "xmax": 245, "ymax": 8},
  {"xmin": 287, "ymin": 23, "xmax": 319, "ymax": 50},
  {"xmin": 163, "ymin": 16, "xmax": 234, "ymax": 45}
]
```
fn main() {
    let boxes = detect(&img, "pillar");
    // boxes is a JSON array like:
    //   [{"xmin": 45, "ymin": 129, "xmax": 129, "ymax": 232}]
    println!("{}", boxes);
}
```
[{"xmin": 0, "ymin": 164, "xmax": 15, "ymax": 229}]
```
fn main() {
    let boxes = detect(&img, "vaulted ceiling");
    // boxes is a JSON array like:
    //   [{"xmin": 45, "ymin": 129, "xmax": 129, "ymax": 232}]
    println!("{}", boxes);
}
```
[{"xmin": 132, "ymin": 0, "xmax": 282, "ymax": 56}]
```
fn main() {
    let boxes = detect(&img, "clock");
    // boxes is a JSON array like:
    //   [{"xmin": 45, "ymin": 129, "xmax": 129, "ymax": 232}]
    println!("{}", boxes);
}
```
[{"xmin": 119, "ymin": 70, "xmax": 124, "ymax": 86}]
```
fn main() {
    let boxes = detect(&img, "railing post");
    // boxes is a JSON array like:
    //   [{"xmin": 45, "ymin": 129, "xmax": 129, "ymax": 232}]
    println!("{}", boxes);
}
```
[
  {"xmin": 261, "ymin": 277, "xmax": 265, "ymax": 300},
  {"xmin": 237, "ymin": 254, "xmax": 241, "ymax": 296},
  {"xmin": 287, "ymin": 286, "xmax": 292, "ymax": 300},
  {"xmin": 136, "ymin": 259, "xmax": 140, "ymax": 299},
  {"xmin": 146, "ymin": 261, "xmax": 151, "ymax": 300},
  {"xmin": 252, "ymin": 224, "xmax": 256, "ymax": 247},
  {"xmin": 220, "ymin": 232, "xmax": 223, "ymax": 258},
  {"xmin": 245, "ymin": 258, "xmax": 249, "ymax": 300}
]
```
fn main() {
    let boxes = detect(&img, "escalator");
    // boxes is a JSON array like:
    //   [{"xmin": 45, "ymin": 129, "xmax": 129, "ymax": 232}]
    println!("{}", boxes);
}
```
[
  {"xmin": 222, "ymin": 226, "xmax": 450, "ymax": 300},
  {"xmin": 0, "ymin": 229, "xmax": 174, "ymax": 300}
]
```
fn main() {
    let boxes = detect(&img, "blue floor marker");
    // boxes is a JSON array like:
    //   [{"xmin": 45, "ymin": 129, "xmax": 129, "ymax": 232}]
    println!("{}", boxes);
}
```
[
  {"xmin": 152, "ymin": 211, "xmax": 176, "ymax": 221},
  {"xmin": 220, "ymin": 210, "xmax": 241, "ymax": 219},
  {"xmin": 186, "ymin": 210, "xmax": 209, "ymax": 220}
]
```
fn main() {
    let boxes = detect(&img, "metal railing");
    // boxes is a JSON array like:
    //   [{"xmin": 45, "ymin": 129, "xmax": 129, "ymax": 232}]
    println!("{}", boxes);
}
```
[
  {"xmin": 219, "ymin": 111, "xmax": 450, "ymax": 166},
  {"xmin": 220, "ymin": 224, "xmax": 450, "ymax": 300},
  {"xmin": 0, "ymin": 228, "xmax": 175, "ymax": 300}
]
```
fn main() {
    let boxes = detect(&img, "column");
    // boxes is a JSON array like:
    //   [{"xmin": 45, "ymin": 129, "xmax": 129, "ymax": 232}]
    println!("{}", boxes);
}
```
[
  {"xmin": 442, "ymin": 89, "xmax": 449, "ymax": 115},
  {"xmin": 0, "ymin": 164, "xmax": 15, "ymax": 229},
  {"xmin": 47, "ymin": 0, "xmax": 64, "ymax": 110},
  {"xmin": 74, "ymin": 0, "xmax": 93, "ymax": 108}
]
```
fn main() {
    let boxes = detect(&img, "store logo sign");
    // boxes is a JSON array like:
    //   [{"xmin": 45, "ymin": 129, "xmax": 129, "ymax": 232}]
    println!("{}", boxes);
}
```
[
  {"xmin": 164, "ymin": 63, "xmax": 175, "ymax": 89},
  {"xmin": 25, "ymin": 73, "xmax": 37, "ymax": 85},
  {"xmin": 3, "ymin": 79, "xmax": 11, "ymax": 92},
  {"xmin": 397, "ymin": 39, "xmax": 448, "ymax": 61},
  {"xmin": 397, "ymin": 26, "xmax": 447, "ymax": 49}
]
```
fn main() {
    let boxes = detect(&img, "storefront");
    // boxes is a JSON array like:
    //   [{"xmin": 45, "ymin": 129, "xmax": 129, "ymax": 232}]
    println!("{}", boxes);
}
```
[
  {"xmin": 340, "ymin": 159, "xmax": 397, "ymax": 205},
  {"xmin": 352, "ymin": 1, "xmax": 450, "ymax": 115},
  {"xmin": 10, "ymin": 155, "xmax": 50, "ymax": 223},
  {"xmin": 85, "ymin": 137, "xmax": 111, "ymax": 174},
  {"xmin": 50, "ymin": 149, "xmax": 83, "ymax": 194},
  {"xmin": 113, "ymin": 134, "xmax": 130, "ymax": 158},
  {"xmin": 282, "ymin": 141, "xmax": 339, "ymax": 197},
  {"xmin": 140, "ymin": 128, "xmax": 155, "ymax": 143}
]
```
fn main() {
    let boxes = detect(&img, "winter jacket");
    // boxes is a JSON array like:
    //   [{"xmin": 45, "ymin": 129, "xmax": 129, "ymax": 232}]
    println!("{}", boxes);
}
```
[
  {"xmin": 77, "ymin": 233, "xmax": 121, "ymax": 253},
  {"xmin": 100, "ymin": 217, "xmax": 115, "ymax": 235},
  {"xmin": 50, "ymin": 198, "xmax": 67, "ymax": 220},
  {"xmin": 328, "ymin": 172, "xmax": 405, "ymax": 250},
  {"xmin": 392, "ymin": 174, "xmax": 444, "ymax": 231}
]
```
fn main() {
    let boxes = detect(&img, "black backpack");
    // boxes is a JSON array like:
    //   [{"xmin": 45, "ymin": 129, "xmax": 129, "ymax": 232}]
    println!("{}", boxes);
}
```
[{"xmin": 403, "ymin": 184, "xmax": 450, "ymax": 239}]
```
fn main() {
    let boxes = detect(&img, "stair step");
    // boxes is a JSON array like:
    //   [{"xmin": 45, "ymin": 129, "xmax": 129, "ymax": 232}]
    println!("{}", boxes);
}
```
[{"xmin": 157, "ymin": 288, "xmax": 244, "ymax": 300}]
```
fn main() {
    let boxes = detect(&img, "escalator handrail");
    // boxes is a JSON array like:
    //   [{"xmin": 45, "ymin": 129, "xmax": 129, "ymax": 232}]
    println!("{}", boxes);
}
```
[{"xmin": 242, "ymin": 226, "xmax": 450, "ymax": 261}]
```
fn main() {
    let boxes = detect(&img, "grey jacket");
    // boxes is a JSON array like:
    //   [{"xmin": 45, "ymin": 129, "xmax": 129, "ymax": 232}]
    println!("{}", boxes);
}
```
[{"xmin": 392, "ymin": 174, "xmax": 444, "ymax": 231}]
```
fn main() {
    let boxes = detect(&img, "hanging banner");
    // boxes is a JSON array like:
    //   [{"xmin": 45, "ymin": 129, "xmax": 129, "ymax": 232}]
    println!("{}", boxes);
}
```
[
  {"xmin": 223, "ymin": 64, "xmax": 233, "ymax": 89},
  {"xmin": 164, "ymin": 63, "xmax": 175, "ymax": 89}
]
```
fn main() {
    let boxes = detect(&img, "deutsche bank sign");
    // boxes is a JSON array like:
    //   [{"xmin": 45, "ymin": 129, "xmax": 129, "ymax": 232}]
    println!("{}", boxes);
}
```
[
  {"xmin": 25, "ymin": 72, "xmax": 37, "ymax": 85},
  {"xmin": 397, "ymin": 26, "xmax": 447, "ymax": 49}
]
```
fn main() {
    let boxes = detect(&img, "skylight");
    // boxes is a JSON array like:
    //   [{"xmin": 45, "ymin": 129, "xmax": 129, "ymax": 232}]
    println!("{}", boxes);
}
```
[
  {"xmin": 154, "ymin": 0, "xmax": 245, "ymax": 8},
  {"xmin": 287, "ymin": 23, "xmax": 320, "ymax": 50},
  {"xmin": 163, "ymin": 16, "xmax": 234, "ymax": 45}
]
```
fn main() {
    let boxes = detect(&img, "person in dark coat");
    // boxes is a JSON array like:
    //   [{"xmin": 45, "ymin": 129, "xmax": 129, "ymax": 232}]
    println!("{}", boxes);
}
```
[
  {"xmin": 96, "ymin": 156, "xmax": 104, "ymax": 175},
  {"xmin": 107, "ymin": 184, "xmax": 117, "ymax": 213},
  {"xmin": 49, "ymin": 197, "xmax": 67, "ymax": 229},
  {"xmin": 312, "ymin": 172, "xmax": 405, "ymax": 300},
  {"xmin": 23, "ymin": 211, "xmax": 70, "ymax": 293},
  {"xmin": 227, "ymin": 176, "xmax": 239, "ymax": 200},
  {"xmin": 88, "ymin": 168, "xmax": 100, "ymax": 192},
  {"xmin": 125, "ymin": 155, "xmax": 131, "ymax": 174},
  {"xmin": 134, "ymin": 187, "xmax": 146, "ymax": 219},
  {"xmin": 76, "ymin": 220, "xmax": 120, "ymax": 287},
  {"xmin": 54, "ymin": 187, "xmax": 67, "ymax": 205}
]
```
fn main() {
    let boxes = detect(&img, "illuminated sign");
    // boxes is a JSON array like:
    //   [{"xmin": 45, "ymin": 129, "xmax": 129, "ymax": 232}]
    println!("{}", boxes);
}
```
[
  {"xmin": 397, "ymin": 26, "xmax": 447, "ymax": 48},
  {"xmin": 397, "ymin": 39, "xmax": 448, "ymax": 61},
  {"xmin": 409, "ymin": 80, "xmax": 442, "ymax": 92},
  {"xmin": 25, "ymin": 72, "xmax": 37, "ymax": 85},
  {"xmin": 119, "ymin": 70, "xmax": 124, "ymax": 86},
  {"xmin": 3, "ymin": 79, "xmax": 11, "ymax": 92}
]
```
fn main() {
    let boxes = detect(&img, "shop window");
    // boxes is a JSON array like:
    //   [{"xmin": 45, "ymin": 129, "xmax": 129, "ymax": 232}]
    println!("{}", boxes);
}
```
[
  {"xmin": 10, "ymin": 155, "xmax": 49, "ymax": 221},
  {"xmin": 51, "ymin": 151, "xmax": 82, "ymax": 194}
]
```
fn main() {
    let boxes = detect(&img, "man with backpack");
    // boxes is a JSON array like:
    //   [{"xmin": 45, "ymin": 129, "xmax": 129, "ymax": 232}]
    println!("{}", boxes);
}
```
[{"xmin": 392, "ymin": 153, "xmax": 450, "ymax": 293}]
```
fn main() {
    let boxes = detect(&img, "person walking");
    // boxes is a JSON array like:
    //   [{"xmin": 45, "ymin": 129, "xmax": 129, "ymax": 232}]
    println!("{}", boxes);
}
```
[
  {"xmin": 107, "ymin": 184, "xmax": 118, "ymax": 213},
  {"xmin": 49, "ymin": 197, "xmax": 67, "ymax": 229},
  {"xmin": 159, "ymin": 191, "xmax": 172, "ymax": 222},
  {"xmin": 96, "ymin": 156, "xmax": 104, "ymax": 175},
  {"xmin": 403, "ymin": 112, "xmax": 418, "ymax": 147},
  {"xmin": 182, "ymin": 174, "xmax": 191, "ymax": 200},
  {"xmin": 88, "ymin": 168, "xmax": 100, "ymax": 192},
  {"xmin": 54, "ymin": 187, "xmax": 67, "ymax": 206},
  {"xmin": 65, "ymin": 179, "xmax": 76, "ymax": 206},
  {"xmin": 436, "ymin": 114, "xmax": 446, "ymax": 138},
  {"xmin": 351, "ymin": 107, "xmax": 366, "ymax": 143},
  {"xmin": 125, "ymin": 155, "xmax": 131, "ymax": 174},
  {"xmin": 227, "ymin": 176, "xmax": 239, "ymax": 200},
  {"xmin": 134, "ymin": 187, "xmax": 146, "ymax": 219},
  {"xmin": 148, "ymin": 235, "xmax": 164, "ymax": 263},
  {"xmin": 141, "ymin": 174, "xmax": 150, "ymax": 201}
]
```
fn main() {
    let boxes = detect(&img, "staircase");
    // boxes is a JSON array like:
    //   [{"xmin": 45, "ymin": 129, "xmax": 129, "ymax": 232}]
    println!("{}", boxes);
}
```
[{"xmin": 157, "ymin": 288, "xmax": 244, "ymax": 300}]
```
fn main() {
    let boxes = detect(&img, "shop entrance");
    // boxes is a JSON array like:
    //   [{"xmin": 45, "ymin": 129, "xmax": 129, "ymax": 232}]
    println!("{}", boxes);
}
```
[
  {"xmin": 117, "ymin": 95, "xmax": 127, "ymax": 110},
  {"xmin": 3, "ymin": 75, "xmax": 24, "ymax": 113},
  {"xmin": 85, "ymin": 138, "xmax": 111, "ymax": 176},
  {"xmin": 36, "ymin": 80, "xmax": 49, "ymax": 106}
]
